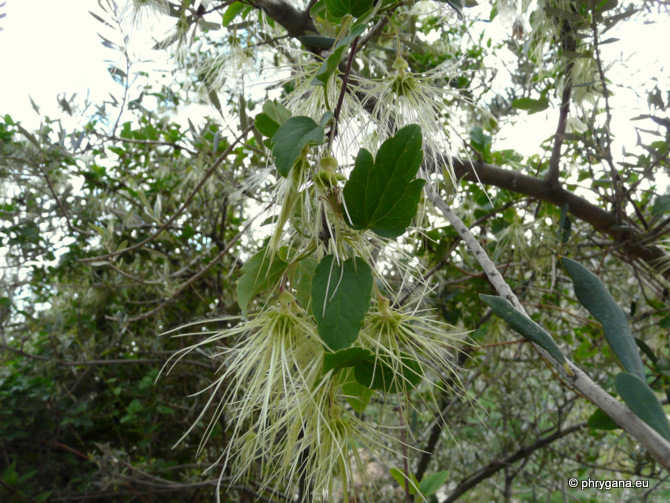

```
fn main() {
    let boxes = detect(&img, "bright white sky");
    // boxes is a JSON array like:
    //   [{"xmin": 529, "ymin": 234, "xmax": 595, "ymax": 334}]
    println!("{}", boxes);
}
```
[{"xmin": 0, "ymin": 1, "xmax": 668, "ymax": 157}]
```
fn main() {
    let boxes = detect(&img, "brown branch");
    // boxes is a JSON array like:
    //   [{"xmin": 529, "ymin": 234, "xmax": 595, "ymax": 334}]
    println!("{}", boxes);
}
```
[
  {"xmin": 546, "ymin": 29, "xmax": 575, "ymax": 186},
  {"xmin": 443, "ymin": 421, "xmax": 587, "ymax": 503},
  {"xmin": 452, "ymin": 159, "xmax": 669, "ymax": 276},
  {"xmin": 254, "ymin": 0, "xmax": 317, "ymax": 38}
]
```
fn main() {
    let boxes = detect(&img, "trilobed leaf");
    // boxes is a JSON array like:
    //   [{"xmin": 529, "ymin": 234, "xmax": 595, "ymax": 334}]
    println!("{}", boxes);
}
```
[{"xmin": 343, "ymin": 124, "xmax": 425, "ymax": 238}]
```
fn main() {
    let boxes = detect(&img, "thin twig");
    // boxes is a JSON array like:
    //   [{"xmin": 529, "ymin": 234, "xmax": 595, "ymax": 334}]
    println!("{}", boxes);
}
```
[
  {"xmin": 546, "ymin": 28, "xmax": 575, "ymax": 186},
  {"xmin": 443, "ymin": 422, "xmax": 586, "ymax": 503},
  {"xmin": 80, "ymin": 124, "xmax": 254, "ymax": 263},
  {"xmin": 329, "ymin": 35, "xmax": 360, "ymax": 147},
  {"xmin": 37, "ymin": 162, "xmax": 95, "ymax": 236},
  {"xmin": 122, "ymin": 217, "xmax": 256, "ymax": 322},
  {"xmin": 591, "ymin": 8, "xmax": 625, "ymax": 222}
]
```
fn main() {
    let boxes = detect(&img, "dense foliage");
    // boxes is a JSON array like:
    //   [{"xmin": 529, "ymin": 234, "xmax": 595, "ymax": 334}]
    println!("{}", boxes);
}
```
[{"xmin": 1, "ymin": 0, "xmax": 670, "ymax": 502}]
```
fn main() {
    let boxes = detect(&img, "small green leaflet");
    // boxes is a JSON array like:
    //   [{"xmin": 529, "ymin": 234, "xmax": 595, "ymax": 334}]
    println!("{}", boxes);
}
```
[
  {"xmin": 561, "ymin": 257, "xmax": 646, "ymax": 380},
  {"xmin": 587, "ymin": 407, "xmax": 619, "ymax": 431},
  {"xmin": 299, "ymin": 35, "xmax": 336, "ymax": 49},
  {"xmin": 615, "ymin": 372, "xmax": 670, "ymax": 440},
  {"xmin": 390, "ymin": 468, "xmax": 420, "ymax": 495},
  {"xmin": 419, "ymin": 470, "xmax": 450, "ymax": 497},
  {"xmin": 354, "ymin": 354, "xmax": 423, "ymax": 393},
  {"xmin": 480, "ymin": 294, "xmax": 570, "ymax": 370},
  {"xmin": 325, "ymin": 0, "xmax": 373, "ymax": 18},
  {"xmin": 254, "ymin": 100, "xmax": 292, "ymax": 140},
  {"xmin": 293, "ymin": 257, "xmax": 318, "ymax": 311},
  {"xmin": 651, "ymin": 195, "xmax": 670, "ymax": 216},
  {"xmin": 512, "ymin": 97, "xmax": 550, "ymax": 114},
  {"xmin": 311, "ymin": 255, "xmax": 373, "ymax": 351},
  {"xmin": 338, "ymin": 367, "xmax": 373, "ymax": 413},
  {"xmin": 222, "ymin": 2, "xmax": 246, "ymax": 26},
  {"xmin": 271, "ymin": 112, "xmax": 333, "ymax": 177},
  {"xmin": 342, "ymin": 124, "xmax": 425, "ymax": 238},
  {"xmin": 469, "ymin": 125, "xmax": 491, "ymax": 156},
  {"xmin": 237, "ymin": 248, "xmax": 289, "ymax": 313},
  {"xmin": 558, "ymin": 203, "xmax": 571, "ymax": 244},
  {"xmin": 311, "ymin": 23, "xmax": 367, "ymax": 87},
  {"xmin": 323, "ymin": 347, "xmax": 372, "ymax": 373}
]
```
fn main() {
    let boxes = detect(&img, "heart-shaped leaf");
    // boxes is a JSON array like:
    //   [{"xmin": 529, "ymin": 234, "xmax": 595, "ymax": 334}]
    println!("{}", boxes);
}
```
[
  {"xmin": 271, "ymin": 112, "xmax": 333, "ymax": 176},
  {"xmin": 311, "ymin": 255, "xmax": 372, "ymax": 350}
]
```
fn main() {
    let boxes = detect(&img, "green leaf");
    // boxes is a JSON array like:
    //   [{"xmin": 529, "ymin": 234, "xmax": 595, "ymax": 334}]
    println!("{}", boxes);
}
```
[
  {"xmin": 419, "ymin": 470, "xmax": 450, "ymax": 497},
  {"xmin": 299, "ymin": 35, "xmax": 336, "ymax": 49},
  {"xmin": 354, "ymin": 354, "xmax": 423, "ymax": 393},
  {"xmin": 311, "ymin": 255, "xmax": 373, "ymax": 350},
  {"xmin": 635, "ymin": 337, "xmax": 657, "ymax": 365},
  {"xmin": 339, "ymin": 367, "xmax": 373, "ymax": 413},
  {"xmin": 651, "ymin": 195, "xmax": 670, "ymax": 216},
  {"xmin": 587, "ymin": 407, "xmax": 620, "ymax": 431},
  {"xmin": 271, "ymin": 112, "xmax": 333, "ymax": 176},
  {"xmin": 35, "ymin": 492, "xmax": 53, "ymax": 503},
  {"xmin": 480, "ymin": 295, "xmax": 569, "ymax": 367},
  {"xmin": 342, "ymin": 124, "xmax": 425, "ymax": 238},
  {"xmin": 325, "ymin": 0, "xmax": 374, "ymax": 18},
  {"xmin": 311, "ymin": 23, "xmax": 366, "ymax": 87},
  {"xmin": 293, "ymin": 257, "xmax": 318, "ymax": 310},
  {"xmin": 470, "ymin": 125, "xmax": 492, "ymax": 155},
  {"xmin": 323, "ymin": 347, "xmax": 372, "ymax": 373},
  {"xmin": 615, "ymin": 372, "xmax": 670, "ymax": 440},
  {"xmin": 237, "ymin": 248, "xmax": 289, "ymax": 313},
  {"xmin": 312, "ymin": 44, "xmax": 348, "ymax": 86},
  {"xmin": 390, "ymin": 467, "xmax": 420, "ymax": 495},
  {"xmin": 512, "ymin": 97, "xmax": 550, "ymax": 114},
  {"xmin": 561, "ymin": 258, "xmax": 645, "ymax": 380},
  {"xmin": 255, "ymin": 100, "xmax": 292, "ymax": 139},
  {"xmin": 222, "ymin": 2, "xmax": 245, "ymax": 26}
]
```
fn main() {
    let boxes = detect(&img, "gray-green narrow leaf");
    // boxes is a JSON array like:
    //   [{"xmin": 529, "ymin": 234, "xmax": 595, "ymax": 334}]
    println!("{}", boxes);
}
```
[
  {"xmin": 615, "ymin": 372, "xmax": 670, "ymax": 440},
  {"xmin": 561, "ymin": 257, "xmax": 645, "ymax": 380},
  {"xmin": 480, "ymin": 294, "xmax": 569, "ymax": 368},
  {"xmin": 311, "ymin": 255, "xmax": 373, "ymax": 351}
]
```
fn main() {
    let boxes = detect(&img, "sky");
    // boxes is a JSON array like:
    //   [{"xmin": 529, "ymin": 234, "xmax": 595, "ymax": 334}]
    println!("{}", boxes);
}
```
[{"xmin": 0, "ymin": 1, "xmax": 668, "ymax": 157}]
